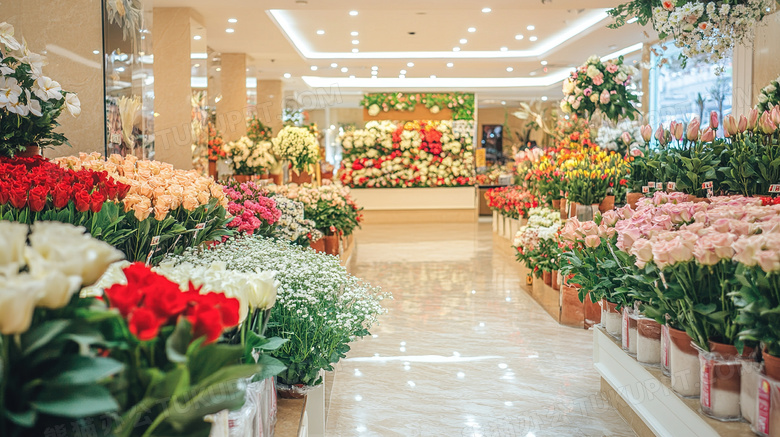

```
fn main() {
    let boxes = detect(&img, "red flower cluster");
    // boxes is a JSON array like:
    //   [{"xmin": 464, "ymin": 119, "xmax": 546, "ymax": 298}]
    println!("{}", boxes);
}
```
[
  {"xmin": 761, "ymin": 197, "xmax": 780, "ymax": 206},
  {"xmin": 485, "ymin": 186, "xmax": 538, "ymax": 219},
  {"xmin": 0, "ymin": 156, "xmax": 130, "ymax": 213},
  {"xmin": 207, "ymin": 123, "xmax": 226, "ymax": 162},
  {"xmin": 105, "ymin": 263, "xmax": 240, "ymax": 343}
]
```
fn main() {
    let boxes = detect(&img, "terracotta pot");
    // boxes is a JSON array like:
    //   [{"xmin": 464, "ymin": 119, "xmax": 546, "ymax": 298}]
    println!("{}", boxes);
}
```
[
  {"xmin": 686, "ymin": 195, "xmax": 711, "ymax": 204},
  {"xmin": 233, "ymin": 174, "xmax": 253, "ymax": 183},
  {"xmin": 583, "ymin": 293, "xmax": 601, "ymax": 326},
  {"xmin": 290, "ymin": 170, "xmax": 313, "ymax": 185},
  {"xmin": 599, "ymin": 195, "xmax": 615, "ymax": 213},
  {"xmin": 323, "ymin": 234, "xmax": 340, "ymax": 256},
  {"xmin": 708, "ymin": 341, "xmax": 753, "ymax": 359},
  {"xmin": 208, "ymin": 160, "xmax": 218, "ymax": 180},
  {"xmin": 16, "ymin": 145, "xmax": 40, "ymax": 158},
  {"xmin": 764, "ymin": 348, "xmax": 780, "ymax": 381},
  {"xmin": 559, "ymin": 199, "xmax": 568, "ymax": 220},
  {"xmin": 271, "ymin": 173, "xmax": 283, "ymax": 185},
  {"xmin": 551, "ymin": 270, "xmax": 560, "ymax": 291},
  {"xmin": 551, "ymin": 199, "xmax": 562, "ymax": 210},
  {"xmin": 568, "ymin": 201, "xmax": 577, "ymax": 219},
  {"xmin": 542, "ymin": 270, "xmax": 552, "ymax": 286},
  {"xmin": 626, "ymin": 192, "xmax": 643, "ymax": 209},
  {"xmin": 310, "ymin": 238, "xmax": 326, "ymax": 253},
  {"xmin": 637, "ymin": 318, "xmax": 662, "ymax": 365}
]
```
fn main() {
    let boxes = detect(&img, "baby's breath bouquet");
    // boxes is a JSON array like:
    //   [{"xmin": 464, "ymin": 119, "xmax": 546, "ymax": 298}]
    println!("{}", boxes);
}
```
[
  {"xmin": 166, "ymin": 236, "xmax": 389, "ymax": 387},
  {"xmin": 272, "ymin": 126, "xmax": 320, "ymax": 175},
  {"xmin": 223, "ymin": 137, "xmax": 277, "ymax": 176}
]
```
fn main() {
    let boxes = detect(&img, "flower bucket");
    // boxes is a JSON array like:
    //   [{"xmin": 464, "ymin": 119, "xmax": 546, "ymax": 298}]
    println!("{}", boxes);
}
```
[
  {"xmin": 497, "ymin": 214, "xmax": 505, "ymax": 237},
  {"xmin": 637, "ymin": 317, "xmax": 662, "ymax": 366},
  {"xmin": 576, "ymin": 203, "xmax": 599, "ymax": 222},
  {"xmin": 492, "ymin": 210, "xmax": 499, "ymax": 232},
  {"xmin": 551, "ymin": 270, "xmax": 560, "ymax": 291},
  {"xmin": 601, "ymin": 299, "xmax": 621, "ymax": 339},
  {"xmin": 276, "ymin": 381, "xmax": 319, "ymax": 399},
  {"xmin": 542, "ymin": 270, "xmax": 552, "ymax": 286},
  {"xmin": 552, "ymin": 199, "xmax": 562, "ymax": 210},
  {"xmin": 17, "ymin": 144, "xmax": 40, "ymax": 158},
  {"xmin": 583, "ymin": 292, "xmax": 601, "ymax": 326},
  {"xmin": 699, "ymin": 347, "xmax": 742, "ymax": 421},
  {"xmin": 599, "ymin": 195, "xmax": 615, "ymax": 213},
  {"xmin": 510, "ymin": 218, "xmax": 520, "ymax": 240},
  {"xmin": 669, "ymin": 326, "xmax": 700, "ymax": 398},
  {"xmin": 234, "ymin": 174, "xmax": 253, "ymax": 183},
  {"xmin": 323, "ymin": 234, "xmax": 340, "ymax": 256},
  {"xmin": 271, "ymin": 173, "xmax": 283, "ymax": 185},
  {"xmin": 310, "ymin": 237, "xmax": 326, "ymax": 253},
  {"xmin": 560, "ymin": 284, "xmax": 584, "ymax": 327},
  {"xmin": 626, "ymin": 192, "xmax": 643, "ymax": 209},
  {"xmin": 621, "ymin": 307, "xmax": 638, "ymax": 356},
  {"xmin": 559, "ymin": 199, "xmax": 568, "ymax": 220},
  {"xmin": 764, "ymin": 348, "xmax": 780, "ymax": 381},
  {"xmin": 742, "ymin": 360, "xmax": 761, "ymax": 425},
  {"xmin": 208, "ymin": 160, "xmax": 218, "ymax": 180},
  {"xmin": 568, "ymin": 201, "xmax": 577, "ymax": 219},
  {"xmin": 503, "ymin": 216, "xmax": 513, "ymax": 239}
]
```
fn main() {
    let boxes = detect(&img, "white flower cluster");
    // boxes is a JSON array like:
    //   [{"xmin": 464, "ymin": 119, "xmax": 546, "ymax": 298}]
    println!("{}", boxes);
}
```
[
  {"xmin": 757, "ymin": 75, "xmax": 780, "ymax": 112},
  {"xmin": 224, "ymin": 136, "xmax": 277, "ymax": 174},
  {"xmin": 271, "ymin": 196, "xmax": 323, "ymax": 242},
  {"xmin": 514, "ymin": 207, "xmax": 562, "ymax": 248},
  {"xmin": 0, "ymin": 221, "xmax": 123, "ymax": 334},
  {"xmin": 0, "ymin": 22, "xmax": 81, "ymax": 118},
  {"xmin": 595, "ymin": 119, "xmax": 645, "ymax": 153},
  {"xmin": 272, "ymin": 126, "xmax": 320, "ymax": 171},
  {"xmin": 651, "ymin": 0, "xmax": 773, "ymax": 62},
  {"xmin": 339, "ymin": 121, "xmax": 396, "ymax": 153}
]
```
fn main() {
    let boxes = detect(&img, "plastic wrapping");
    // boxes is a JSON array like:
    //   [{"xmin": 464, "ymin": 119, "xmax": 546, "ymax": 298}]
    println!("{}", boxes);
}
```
[
  {"xmin": 275, "ymin": 380, "xmax": 322, "ymax": 399},
  {"xmin": 752, "ymin": 374, "xmax": 780, "ymax": 436},
  {"xmin": 636, "ymin": 317, "xmax": 661, "ymax": 365},
  {"xmin": 621, "ymin": 307, "xmax": 638, "ymax": 356},
  {"xmin": 225, "ymin": 377, "xmax": 278, "ymax": 437},
  {"xmin": 742, "ymin": 360, "xmax": 762, "ymax": 425},
  {"xmin": 661, "ymin": 324, "xmax": 671, "ymax": 376},
  {"xmin": 699, "ymin": 349, "xmax": 742, "ymax": 421}
]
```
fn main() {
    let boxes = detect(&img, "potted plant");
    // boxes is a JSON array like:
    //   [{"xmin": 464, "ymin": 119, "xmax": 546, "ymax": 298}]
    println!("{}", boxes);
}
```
[
  {"xmin": 223, "ymin": 136, "xmax": 278, "ymax": 183},
  {"xmin": 272, "ymin": 126, "xmax": 320, "ymax": 184}
]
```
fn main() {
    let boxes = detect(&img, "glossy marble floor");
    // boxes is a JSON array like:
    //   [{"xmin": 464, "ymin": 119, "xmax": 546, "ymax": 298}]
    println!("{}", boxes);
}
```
[{"xmin": 325, "ymin": 219, "xmax": 635, "ymax": 437}]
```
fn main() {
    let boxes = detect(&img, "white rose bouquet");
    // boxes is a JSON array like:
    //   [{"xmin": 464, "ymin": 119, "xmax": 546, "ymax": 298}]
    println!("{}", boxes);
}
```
[
  {"xmin": 272, "ymin": 126, "xmax": 320, "ymax": 174},
  {"xmin": 224, "ymin": 136, "xmax": 278, "ymax": 176}
]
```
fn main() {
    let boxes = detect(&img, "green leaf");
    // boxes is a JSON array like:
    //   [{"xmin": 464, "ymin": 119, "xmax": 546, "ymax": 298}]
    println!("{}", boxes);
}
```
[
  {"xmin": 32, "ymin": 385, "xmax": 119, "ymax": 418},
  {"xmin": 5, "ymin": 409, "xmax": 37, "ymax": 427},
  {"xmin": 254, "ymin": 354, "xmax": 287, "ymax": 381},
  {"xmin": 188, "ymin": 343, "xmax": 244, "ymax": 384},
  {"xmin": 166, "ymin": 318, "xmax": 194, "ymax": 364},
  {"xmin": 20, "ymin": 319, "xmax": 70, "ymax": 357},
  {"xmin": 44, "ymin": 356, "xmax": 124, "ymax": 386}
]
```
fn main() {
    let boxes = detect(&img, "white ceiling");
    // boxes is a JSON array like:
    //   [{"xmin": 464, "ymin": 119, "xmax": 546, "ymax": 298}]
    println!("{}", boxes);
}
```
[{"xmin": 155, "ymin": 0, "xmax": 653, "ymax": 106}]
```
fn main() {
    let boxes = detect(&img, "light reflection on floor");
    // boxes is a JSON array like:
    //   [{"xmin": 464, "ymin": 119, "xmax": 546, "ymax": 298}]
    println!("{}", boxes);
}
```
[{"xmin": 325, "ymin": 220, "xmax": 634, "ymax": 437}]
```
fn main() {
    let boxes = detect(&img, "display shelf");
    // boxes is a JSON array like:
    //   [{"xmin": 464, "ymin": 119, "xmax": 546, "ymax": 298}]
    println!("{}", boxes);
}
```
[
  {"xmin": 593, "ymin": 327, "xmax": 754, "ymax": 437},
  {"xmin": 276, "ymin": 397, "xmax": 308, "ymax": 437},
  {"xmin": 350, "ymin": 187, "xmax": 478, "ymax": 224}
]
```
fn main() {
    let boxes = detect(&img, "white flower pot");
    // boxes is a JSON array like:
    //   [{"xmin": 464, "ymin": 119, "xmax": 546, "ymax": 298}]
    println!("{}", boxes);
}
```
[
  {"xmin": 669, "ymin": 327, "xmax": 700, "ymax": 398},
  {"xmin": 492, "ymin": 210, "xmax": 499, "ymax": 232},
  {"xmin": 621, "ymin": 307, "xmax": 638, "ymax": 356},
  {"xmin": 497, "ymin": 213, "xmax": 505, "ymax": 236},
  {"xmin": 503, "ymin": 216, "xmax": 512, "ymax": 239}
]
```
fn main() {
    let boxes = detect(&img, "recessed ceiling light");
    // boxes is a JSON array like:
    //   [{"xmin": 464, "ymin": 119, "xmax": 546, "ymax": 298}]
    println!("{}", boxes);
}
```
[
  {"xmin": 446, "ymin": 62, "xmax": 454, "ymax": 67},
  {"xmin": 529, "ymin": 36, "xmax": 538, "ymax": 41},
  {"xmin": 482, "ymin": 8, "xmax": 491, "ymax": 13},
  {"xmin": 228, "ymin": 18, "xmax": 238, "ymax": 23},
  {"xmin": 93, "ymin": 50, "xmax": 100, "ymax": 55},
  {"xmin": 399, "ymin": 74, "xmax": 405, "ymax": 78},
  {"xmin": 351, "ymin": 31, "xmax": 359, "ymax": 36},
  {"xmin": 352, "ymin": 40, "xmax": 359, "ymax": 44},
  {"xmin": 116, "ymin": 67, "xmax": 125, "ymax": 72},
  {"xmin": 407, "ymin": 62, "xmax": 414, "ymax": 67},
  {"xmin": 193, "ymin": 63, "xmax": 200, "ymax": 68},
  {"xmin": 349, "ymin": 75, "xmax": 355, "ymax": 78},
  {"xmin": 506, "ymin": 67, "xmax": 514, "ymax": 72},
  {"xmin": 317, "ymin": 30, "xmax": 325, "ymax": 35},
  {"xmin": 283, "ymin": 73, "xmax": 291, "ymax": 78},
  {"xmin": 371, "ymin": 71, "xmax": 377, "ymax": 75},
  {"xmin": 310, "ymin": 66, "xmax": 318, "ymax": 71},
  {"xmin": 500, "ymin": 46, "xmax": 508, "ymax": 51},
  {"xmin": 225, "ymin": 28, "xmax": 235, "ymax": 33},
  {"xmin": 541, "ymin": 96, "xmax": 548, "ymax": 101},
  {"xmin": 341, "ymin": 67, "xmax": 348, "ymax": 72},
  {"xmin": 331, "ymin": 63, "xmax": 338, "ymax": 68},
  {"xmin": 468, "ymin": 27, "xmax": 476, "ymax": 32},
  {"xmin": 515, "ymin": 34, "xmax": 524, "ymax": 40},
  {"xmin": 400, "ymin": 69, "xmax": 407, "ymax": 74},
  {"xmin": 627, "ymin": 17, "xmax": 639, "ymax": 24},
  {"xmin": 501, "ymin": 101, "xmax": 506, "ymax": 105},
  {"xmin": 371, "ymin": 66, "xmax": 378, "ymax": 70},
  {"xmin": 459, "ymin": 38, "xmax": 468, "ymax": 44},
  {"xmin": 352, "ymin": 48, "xmax": 359, "ymax": 53},
  {"xmin": 349, "ymin": 10, "xmax": 358, "ymax": 16},
  {"xmin": 430, "ymin": 75, "xmax": 436, "ymax": 79},
  {"xmin": 453, "ymin": 47, "xmax": 460, "ymax": 52},
  {"xmin": 216, "ymin": 67, "xmax": 221, "ymax": 72},
  {"xmin": 527, "ymin": 25, "xmax": 535, "ymax": 30},
  {"xmin": 371, "ymin": 75, "xmax": 377, "ymax": 79},
  {"xmin": 541, "ymin": 60, "xmax": 548, "ymax": 65},
  {"xmin": 193, "ymin": 35, "xmax": 202, "ymax": 40},
  {"xmin": 529, "ymin": 71, "xmax": 537, "ymax": 76}
]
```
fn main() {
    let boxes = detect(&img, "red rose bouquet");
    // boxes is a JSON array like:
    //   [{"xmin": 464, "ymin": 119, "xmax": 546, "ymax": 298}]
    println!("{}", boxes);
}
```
[{"xmin": 485, "ymin": 186, "xmax": 539, "ymax": 219}]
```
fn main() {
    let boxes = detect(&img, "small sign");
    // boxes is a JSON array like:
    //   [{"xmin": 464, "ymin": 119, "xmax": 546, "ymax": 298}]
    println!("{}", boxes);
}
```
[
  {"xmin": 701, "ymin": 359, "xmax": 712, "ymax": 409},
  {"xmin": 648, "ymin": 181, "xmax": 655, "ymax": 188},
  {"xmin": 667, "ymin": 182, "xmax": 676, "ymax": 191},
  {"xmin": 655, "ymin": 182, "xmax": 663, "ymax": 190},
  {"xmin": 701, "ymin": 181, "xmax": 714, "ymax": 190},
  {"xmin": 757, "ymin": 377, "xmax": 772, "ymax": 434},
  {"xmin": 193, "ymin": 223, "xmax": 207, "ymax": 240},
  {"xmin": 150, "ymin": 236, "xmax": 161, "ymax": 246},
  {"xmin": 707, "ymin": 188, "xmax": 714, "ymax": 198},
  {"xmin": 661, "ymin": 324, "xmax": 670, "ymax": 369},
  {"xmin": 769, "ymin": 184, "xmax": 780, "ymax": 193},
  {"xmin": 622, "ymin": 309, "xmax": 629, "ymax": 350},
  {"xmin": 642, "ymin": 186, "xmax": 650, "ymax": 194}
]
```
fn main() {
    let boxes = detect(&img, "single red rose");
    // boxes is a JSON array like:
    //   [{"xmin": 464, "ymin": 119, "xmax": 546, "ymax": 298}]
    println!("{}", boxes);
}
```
[
  {"xmin": 9, "ymin": 186, "xmax": 27, "ymax": 209},
  {"xmin": 123, "ymin": 262, "xmax": 161, "ymax": 290},
  {"xmin": 145, "ymin": 280, "xmax": 188, "ymax": 319},
  {"xmin": 28, "ymin": 185, "xmax": 48, "ymax": 212},
  {"xmin": 52, "ymin": 184, "xmax": 71, "ymax": 209},
  {"xmin": 90, "ymin": 191, "xmax": 106, "ymax": 213},
  {"xmin": 74, "ymin": 190, "xmax": 91, "ymax": 212},
  {"xmin": 128, "ymin": 307, "xmax": 165, "ymax": 341},
  {"xmin": 0, "ymin": 184, "xmax": 10, "ymax": 205},
  {"xmin": 104, "ymin": 283, "xmax": 144, "ymax": 317},
  {"xmin": 187, "ymin": 304, "xmax": 224, "ymax": 343}
]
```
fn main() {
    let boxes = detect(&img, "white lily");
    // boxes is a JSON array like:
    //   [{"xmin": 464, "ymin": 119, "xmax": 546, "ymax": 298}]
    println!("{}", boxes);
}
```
[
  {"xmin": 6, "ymin": 99, "xmax": 29, "ymax": 116},
  {"xmin": 0, "ymin": 22, "xmax": 21, "ymax": 51},
  {"xmin": 26, "ymin": 90, "xmax": 42, "ymax": 116},
  {"xmin": 33, "ymin": 76, "xmax": 62, "ymax": 101},
  {"xmin": 20, "ymin": 41, "xmax": 47, "ymax": 77},
  {"xmin": 65, "ymin": 92, "xmax": 81, "ymax": 116},
  {"xmin": 0, "ymin": 76, "xmax": 22, "ymax": 109}
]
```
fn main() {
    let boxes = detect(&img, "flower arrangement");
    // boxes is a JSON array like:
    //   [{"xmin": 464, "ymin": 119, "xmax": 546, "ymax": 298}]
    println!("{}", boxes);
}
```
[
  {"xmin": 272, "ymin": 126, "xmax": 320, "ymax": 174},
  {"xmin": 222, "ymin": 180, "xmax": 282, "ymax": 236},
  {"xmin": 165, "ymin": 236, "xmax": 390, "ymax": 387},
  {"xmin": 223, "ymin": 136, "xmax": 278, "ymax": 176},
  {"xmin": 608, "ymin": 0, "xmax": 775, "ymax": 64},
  {"xmin": 0, "ymin": 21, "xmax": 81, "ymax": 157},
  {"xmin": 266, "ymin": 180, "xmax": 363, "ymax": 236},
  {"xmin": 339, "ymin": 120, "xmax": 475, "ymax": 188},
  {"xmin": 594, "ymin": 118, "xmax": 646, "ymax": 154},
  {"xmin": 513, "ymin": 207, "xmax": 563, "ymax": 277},
  {"xmin": 361, "ymin": 92, "xmax": 475, "ymax": 120},
  {"xmin": 757, "ymin": 74, "xmax": 780, "ymax": 113},
  {"xmin": 270, "ymin": 196, "xmax": 323, "ymax": 245},
  {"xmin": 560, "ymin": 55, "xmax": 639, "ymax": 123},
  {"xmin": 247, "ymin": 115, "xmax": 272, "ymax": 143},
  {"xmin": 207, "ymin": 122, "xmax": 226, "ymax": 162},
  {"xmin": 485, "ymin": 186, "xmax": 539, "ymax": 219}
]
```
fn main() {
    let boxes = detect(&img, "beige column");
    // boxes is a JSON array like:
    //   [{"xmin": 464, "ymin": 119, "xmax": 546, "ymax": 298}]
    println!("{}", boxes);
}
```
[
  {"xmin": 152, "ymin": 8, "xmax": 195, "ymax": 169},
  {"xmin": 217, "ymin": 53, "xmax": 248, "ymax": 142},
  {"xmin": 0, "ymin": 0, "xmax": 104, "ymax": 157},
  {"xmin": 257, "ymin": 79, "xmax": 284, "ymax": 135},
  {"xmin": 641, "ymin": 44, "xmax": 651, "ymax": 124}
]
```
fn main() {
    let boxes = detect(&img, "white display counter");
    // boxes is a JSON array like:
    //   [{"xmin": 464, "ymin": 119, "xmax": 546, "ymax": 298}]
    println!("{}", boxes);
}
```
[{"xmin": 349, "ymin": 186, "xmax": 478, "ymax": 224}]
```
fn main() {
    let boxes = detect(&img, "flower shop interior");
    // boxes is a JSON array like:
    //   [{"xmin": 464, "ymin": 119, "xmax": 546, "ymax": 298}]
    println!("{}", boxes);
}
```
[{"xmin": 1, "ymin": 0, "xmax": 780, "ymax": 436}]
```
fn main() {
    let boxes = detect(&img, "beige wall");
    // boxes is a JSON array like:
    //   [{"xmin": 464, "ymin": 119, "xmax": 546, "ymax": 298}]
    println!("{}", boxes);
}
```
[
  {"xmin": 478, "ymin": 106, "xmax": 552, "ymax": 153},
  {"xmin": 753, "ymin": 11, "xmax": 780, "ymax": 105},
  {"xmin": 257, "ymin": 80, "xmax": 283, "ymax": 135},
  {"xmin": 0, "ymin": 0, "xmax": 104, "ymax": 158},
  {"xmin": 217, "ymin": 53, "xmax": 248, "ymax": 142}
]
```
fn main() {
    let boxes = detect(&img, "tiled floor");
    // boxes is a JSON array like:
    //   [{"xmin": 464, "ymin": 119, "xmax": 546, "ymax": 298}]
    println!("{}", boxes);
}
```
[{"xmin": 325, "ymin": 219, "xmax": 635, "ymax": 437}]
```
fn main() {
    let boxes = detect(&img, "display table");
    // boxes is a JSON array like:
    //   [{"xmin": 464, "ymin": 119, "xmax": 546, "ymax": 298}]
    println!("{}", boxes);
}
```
[
  {"xmin": 350, "ymin": 187, "xmax": 478, "ymax": 224},
  {"xmin": 593, "ymin": 327, "xmax": 754, "ymax": 437}
]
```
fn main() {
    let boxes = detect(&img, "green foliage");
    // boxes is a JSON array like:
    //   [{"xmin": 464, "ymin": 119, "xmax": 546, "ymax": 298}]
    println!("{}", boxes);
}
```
[{"xmin": 360, "ymin": 92, "xmax": 475, "ymax": 120}]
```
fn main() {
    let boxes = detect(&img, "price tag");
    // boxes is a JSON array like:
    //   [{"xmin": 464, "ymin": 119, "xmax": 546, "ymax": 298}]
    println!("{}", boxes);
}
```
[
  {"xmin": 667, "ymin": 182, "xmax": 676, "ymax": 191},
  {"xmin": 648, "ymin": 181, "xmax": 655, "ymax": 188},
  {"xmin": 769, "ymin": 184, "xmax": 780, "ymax": 193},
  {"xmin": 151, "ymin": 236, "xmax": 161, "ymax": 246},
  {"xmin": 193, "ymin": 222, "xmax": 206, "ymax": 241},
  {"xmin": 145, "ymin": 236, "xmax": 161, "ymax": 266},
  {"xmin": 757, "ymin": 377, "xmax": 772, "ymax": 434},
  {"xmin": 707, "ymin": 188, "xmax": 714, "ymax": 198},
  {"xmin": 701, "ymin": 181, "xmax": 713, "ymax": 190},
  {"xmin": 655, "ymin": 182, "xmax": 663, "ymax": 190},
  {"xmin": 642, "ymin": 186, "xmax": 650, "ymax": 194}
]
